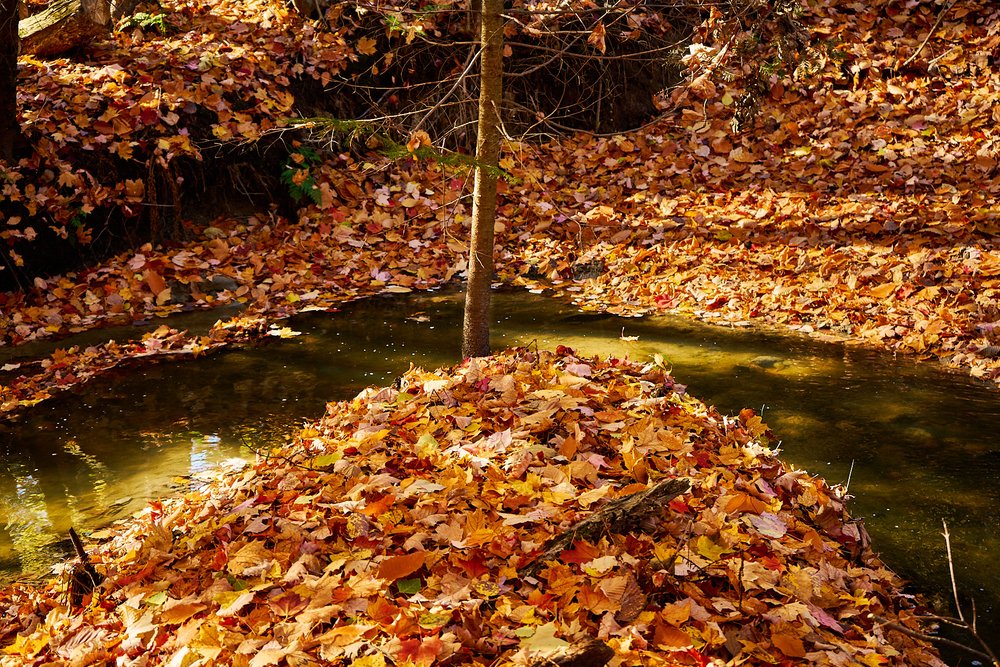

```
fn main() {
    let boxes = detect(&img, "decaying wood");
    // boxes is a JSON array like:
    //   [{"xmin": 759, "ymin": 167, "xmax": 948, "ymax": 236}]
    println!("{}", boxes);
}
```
[
  {"xmin": 67, "ymin": 527, "xmax": 104, "ymax": 607},
  {"xmin": 527, "ymin": 638, "xmax": 615, "ymax": 667},
  {"xmin": 109, "ymin": 0, "xmax": 139, "ymax": 20},
  {"xmin": 519, "ymin": 477, "xmax": 690, "ymax": 578},
  {"xmin": 18, "ymin": 0, "xmax": 109, "ymax": 57}
]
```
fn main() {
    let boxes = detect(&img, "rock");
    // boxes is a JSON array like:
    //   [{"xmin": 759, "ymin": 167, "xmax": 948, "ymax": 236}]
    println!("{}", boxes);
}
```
[
  {"xmin": 200, "ymin": 274, "xmax": 238, "ymax": 293},
  {"xmin": 571, "ymin": 259, "xmax": 606, "ymax": 281},
  {"xmin": 750, "ymin": 355, "xmax": 784, "ymax": 369}
]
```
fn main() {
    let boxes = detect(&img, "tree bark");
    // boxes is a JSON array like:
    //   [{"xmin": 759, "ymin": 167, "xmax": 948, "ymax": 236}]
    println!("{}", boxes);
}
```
[
  {"xmin": 0, "ymin": 0, "xmax": 22, "ymax": 162},
  {"xmin": 527, "ymin": 638, "xmax": 614, "ymax": 667},
  {"xmin": 460, "ymin": 0, "xmax": 503, "ymax": 358},
  {"xmin": 18, "ymin": 0, "xmax": 110, "ymax": 58}
]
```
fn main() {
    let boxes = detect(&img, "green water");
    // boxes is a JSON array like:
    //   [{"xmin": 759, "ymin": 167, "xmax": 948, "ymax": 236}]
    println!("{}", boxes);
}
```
[{"xmin": 1, "ymin": 289, "xmax": 998, "ymax": 654}]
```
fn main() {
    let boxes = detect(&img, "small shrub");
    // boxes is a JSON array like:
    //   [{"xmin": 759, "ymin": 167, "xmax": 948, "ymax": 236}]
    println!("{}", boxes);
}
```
[{"xmin": 280, "ymin": 147, "xmax": 323, "ymax": 206}]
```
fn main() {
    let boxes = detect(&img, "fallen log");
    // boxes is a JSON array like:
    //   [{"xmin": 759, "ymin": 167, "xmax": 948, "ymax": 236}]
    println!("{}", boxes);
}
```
[
  {"xmin": 519, "ymin": 477, "xmax": 691, "ymax": 579},
  {"xmin": 527, "ymin": 638, "xmax": 614, "ymax": 667},
  {"xmin": 18, "ymin": 0, "xmax": 111, "ymax": 57},
  {"xmin": 17, "ymin": 0, "xmax": 137, "ymax": 58}
]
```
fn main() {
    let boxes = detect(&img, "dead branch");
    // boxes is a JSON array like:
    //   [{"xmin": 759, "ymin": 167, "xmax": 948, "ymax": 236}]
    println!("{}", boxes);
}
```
[
  {"xmin": 527, "ymin": 638, "xmax": 614, "ymax": 667},
  {"xmin": 519, "ymin": 477, "xmax": 690, "ymax": 578}
]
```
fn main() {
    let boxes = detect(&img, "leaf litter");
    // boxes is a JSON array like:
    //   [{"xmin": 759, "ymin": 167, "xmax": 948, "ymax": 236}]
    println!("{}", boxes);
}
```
[
  {"xmin": 1, "ymin": 0, "xmax": 999, "ymax": 662},
  {"xmin": 0, "ymin": 349, "xmax": 945, "ymax": 665}
]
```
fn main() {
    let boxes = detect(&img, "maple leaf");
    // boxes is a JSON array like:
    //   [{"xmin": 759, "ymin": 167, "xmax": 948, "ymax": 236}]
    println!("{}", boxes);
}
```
[{"xmin": 356, "ymin": 37, "xmax": 378, "ymax": 56}]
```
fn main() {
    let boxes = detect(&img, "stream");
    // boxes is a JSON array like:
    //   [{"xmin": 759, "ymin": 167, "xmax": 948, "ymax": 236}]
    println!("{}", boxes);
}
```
[{"xmin": 1, "ymin": 288, "xmax": 998, "ymax": 651}]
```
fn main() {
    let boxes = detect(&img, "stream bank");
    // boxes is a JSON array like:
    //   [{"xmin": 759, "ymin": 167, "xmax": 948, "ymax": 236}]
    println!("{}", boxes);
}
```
[
  {"xmin": 2, "ymin": 289, "xmax": 997, "ymax": 657},
  {"xmin": 0, "ymin": 348, "xmax": 947, "ymax": 666}
]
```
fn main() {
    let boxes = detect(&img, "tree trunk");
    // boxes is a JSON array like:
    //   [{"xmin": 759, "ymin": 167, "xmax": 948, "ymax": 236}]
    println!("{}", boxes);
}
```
[
  {"xmin": 461, "ymin": 0, "xmax": 503, "ymax": 358},
  {"xmin": 18, "ymin": 0, "xmax": 110, "ymax": 58},
  {"xmin": 0, "ymin": 0, "xmax": 22, "ymax": 162}
]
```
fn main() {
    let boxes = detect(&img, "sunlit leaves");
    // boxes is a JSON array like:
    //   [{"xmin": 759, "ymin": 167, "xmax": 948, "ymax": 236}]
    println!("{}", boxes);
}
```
[{"xmin": 0, "ymin": 349, "xmax": 947, "ymax": 665}]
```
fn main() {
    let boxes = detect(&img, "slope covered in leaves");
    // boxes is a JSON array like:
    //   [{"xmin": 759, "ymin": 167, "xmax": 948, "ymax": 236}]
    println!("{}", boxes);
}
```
[
  {"xmin": 495, "ymin": 0, "xmax": 1000, "ymax": 383},
  {"xmin": 0, "ymin": 350, "xmax": 944, "ymax": 666},
  {"xmin": 1, "ymin": 0, "xmax": 352, "ymax": 273},
  {"xmin": 3, "ymin": 0, "xmax": 1000, "ymax": 421},
  {"xmin": 0, "ymin": 159, "xmax": 468, "ymax": 419}
]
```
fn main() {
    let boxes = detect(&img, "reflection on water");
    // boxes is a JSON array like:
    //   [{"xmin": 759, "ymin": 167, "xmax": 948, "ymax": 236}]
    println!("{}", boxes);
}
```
[{"xmin": 1, "ymin": 288, "xmax": 998, "ymax": 647}]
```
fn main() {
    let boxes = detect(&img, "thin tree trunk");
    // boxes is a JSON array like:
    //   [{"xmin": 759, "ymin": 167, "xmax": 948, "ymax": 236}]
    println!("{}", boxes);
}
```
[
  {"xmin": 461, "ymin": 0, "xmax": 503, "ymax": 358},
  {"xmin": 0, "ymin": 0, "xmax": 22, "ymax": 162}
]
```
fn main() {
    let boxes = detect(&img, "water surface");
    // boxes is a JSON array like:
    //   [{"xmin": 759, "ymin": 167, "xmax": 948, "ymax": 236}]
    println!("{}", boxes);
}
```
[{"xmin": 1, "ymin": 289, "xmax": 997, "ymax": 650}]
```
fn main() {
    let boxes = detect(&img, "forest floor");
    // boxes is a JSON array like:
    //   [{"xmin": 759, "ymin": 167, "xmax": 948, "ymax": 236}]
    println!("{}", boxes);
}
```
[
  {"xmin": 1, "ymin": 0, "xmax": 999, "ymax": 663},
  {"xmin": 1, "ymin": 0, "xmax": 998, "ymax": 421}
]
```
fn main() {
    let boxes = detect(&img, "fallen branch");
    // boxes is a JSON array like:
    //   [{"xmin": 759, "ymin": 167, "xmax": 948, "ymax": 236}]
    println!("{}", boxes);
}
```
[
  {"xmin": 900, "ymin": 0, "xmax": 958, "ymax": 71},
  {"xmin": 527, "ymin": 638, "xmax": 614, "ymax": 667},
  {"xmin": 67, "ymin": 527, "xmax": 104, "ymax": 607},
  {"xmin": 873, "ymin": 615, "xmax": 993, "ymax": 663},
  {"xmin": 519, "ymin": 477, "xmax": 690, "ymax": 578}
]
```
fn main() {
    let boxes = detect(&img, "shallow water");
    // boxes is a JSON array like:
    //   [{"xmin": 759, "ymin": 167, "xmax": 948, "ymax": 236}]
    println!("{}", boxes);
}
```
[{"xmin": 2, "ymin": 289, "xmax": 998, "ymax": 650}]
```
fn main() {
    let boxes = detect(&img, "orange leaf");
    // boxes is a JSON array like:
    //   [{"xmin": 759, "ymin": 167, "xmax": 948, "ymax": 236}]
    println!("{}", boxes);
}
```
[
  {"xmin": 654, "ymin": 623, "xmax": 693, "ymax": 649},
  {"xmin": 869, "ymin": 282, "xmax": 897, "ymax": 299},
  {"xmin": 587, "ymin": 22, "xmax": 607, "ymax": 54},
  {"xmin": 394, "ymin": 636, "xmax": 443, "ymax": 667},
  {"xmin": 144, "ymin": 269, "xmax": 166, "ymax": 295},
  {"xmin": 356, "ymin": 37, "xmax": 377, "ymax": 56},
  {"xmin": 771, "ymin": 632, "xmax": 807, "ymax": 658},
  {"xmin": 377, "ymin": 551, "xmax": 426, "ymax": 581},
  {"xmin": 724, "ymin": 492, "xmax": 769, "ymax": 514},
  {"xmin": 406, "ymin": 130, "xmax": 431, "ymax": 153}
]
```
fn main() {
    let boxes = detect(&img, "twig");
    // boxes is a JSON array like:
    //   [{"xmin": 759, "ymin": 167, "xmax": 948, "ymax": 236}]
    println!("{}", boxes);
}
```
[
  {"xmin": 412, "ymin": 46, "xmax": 481, "ymax": 134},
  {"xmin": 872, "ymin": 615, "xmax": 992, "ymax": 662},
  {"xmin": 519, "ymin": 478, "xmax": 690, "ymax": 578},
  {"xmin": 942, "ymin": 519, "xmax": 963, "ymax": 623},
  {"xmin": 939, "ymin": 519, "xmax": 1000, "ymax": 665},
  {"xmin": 900, "ymin": 0, "xmax": 958, "ymax": 71}
]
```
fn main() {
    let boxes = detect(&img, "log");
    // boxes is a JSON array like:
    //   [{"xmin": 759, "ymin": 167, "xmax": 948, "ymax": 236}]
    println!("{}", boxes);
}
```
[
  {"xmin": 519, "ymin": 477, "xmax": 691, "ymax": 579},
  {"xmin": 110, "ymin": 0, "xmax": 140, "ymax": 20},
  {"xmin": 18, "ymin": 0, "xmax": 110, "ymax": 58},
  {"xmin": 527, "ymin": 639, "xmax": 614, "ymax": 667}
]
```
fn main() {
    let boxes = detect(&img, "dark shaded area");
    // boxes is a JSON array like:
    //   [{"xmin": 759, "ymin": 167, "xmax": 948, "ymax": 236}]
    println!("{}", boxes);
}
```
[{"xmin": 0, "ymin": 0, "xmax": 28, "ymax": 162}]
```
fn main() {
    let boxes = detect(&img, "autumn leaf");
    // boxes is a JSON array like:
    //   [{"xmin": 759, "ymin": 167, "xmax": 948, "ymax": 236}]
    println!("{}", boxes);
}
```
[
  {"xmin": 406, "ymin": 130, "xmax": 432, "ymax": 153},
  {"xmin": 356, "ymin": 37, "xmax": 378, "ymax": 56},
  {"xmin": 771, "ymin": 632, "xmax": 807, "ymax": 658},
  {"xmin": 587, "ymin": 22, "xmax": 607, "ymax": 54},
  {"xmin": 377, "ymin": 551, "xmax": 426, "ymax": 581}
]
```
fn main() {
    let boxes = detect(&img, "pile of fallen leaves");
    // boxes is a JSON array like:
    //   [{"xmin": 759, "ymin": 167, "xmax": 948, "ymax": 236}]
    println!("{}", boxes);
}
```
[{"xmin": 0, "ymin": 349, "xmax": 944, "ymax": 666}]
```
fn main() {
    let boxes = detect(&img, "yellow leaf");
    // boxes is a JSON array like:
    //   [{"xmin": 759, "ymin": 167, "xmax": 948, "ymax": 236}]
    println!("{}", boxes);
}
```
[
  {"xmin": 695, "ymin": 535, "xmax": 731, "ymax": 561},
  {"xmin": 227, "ymin": 541, "xmax": 272, "ymax": 575},
  {"xmin": 2, "ymin": 632, "xmax": 49, "ymax": 658},
  {"xmin": 520, "ymin": 622, "xmax": 570, "ymax": 653}
]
